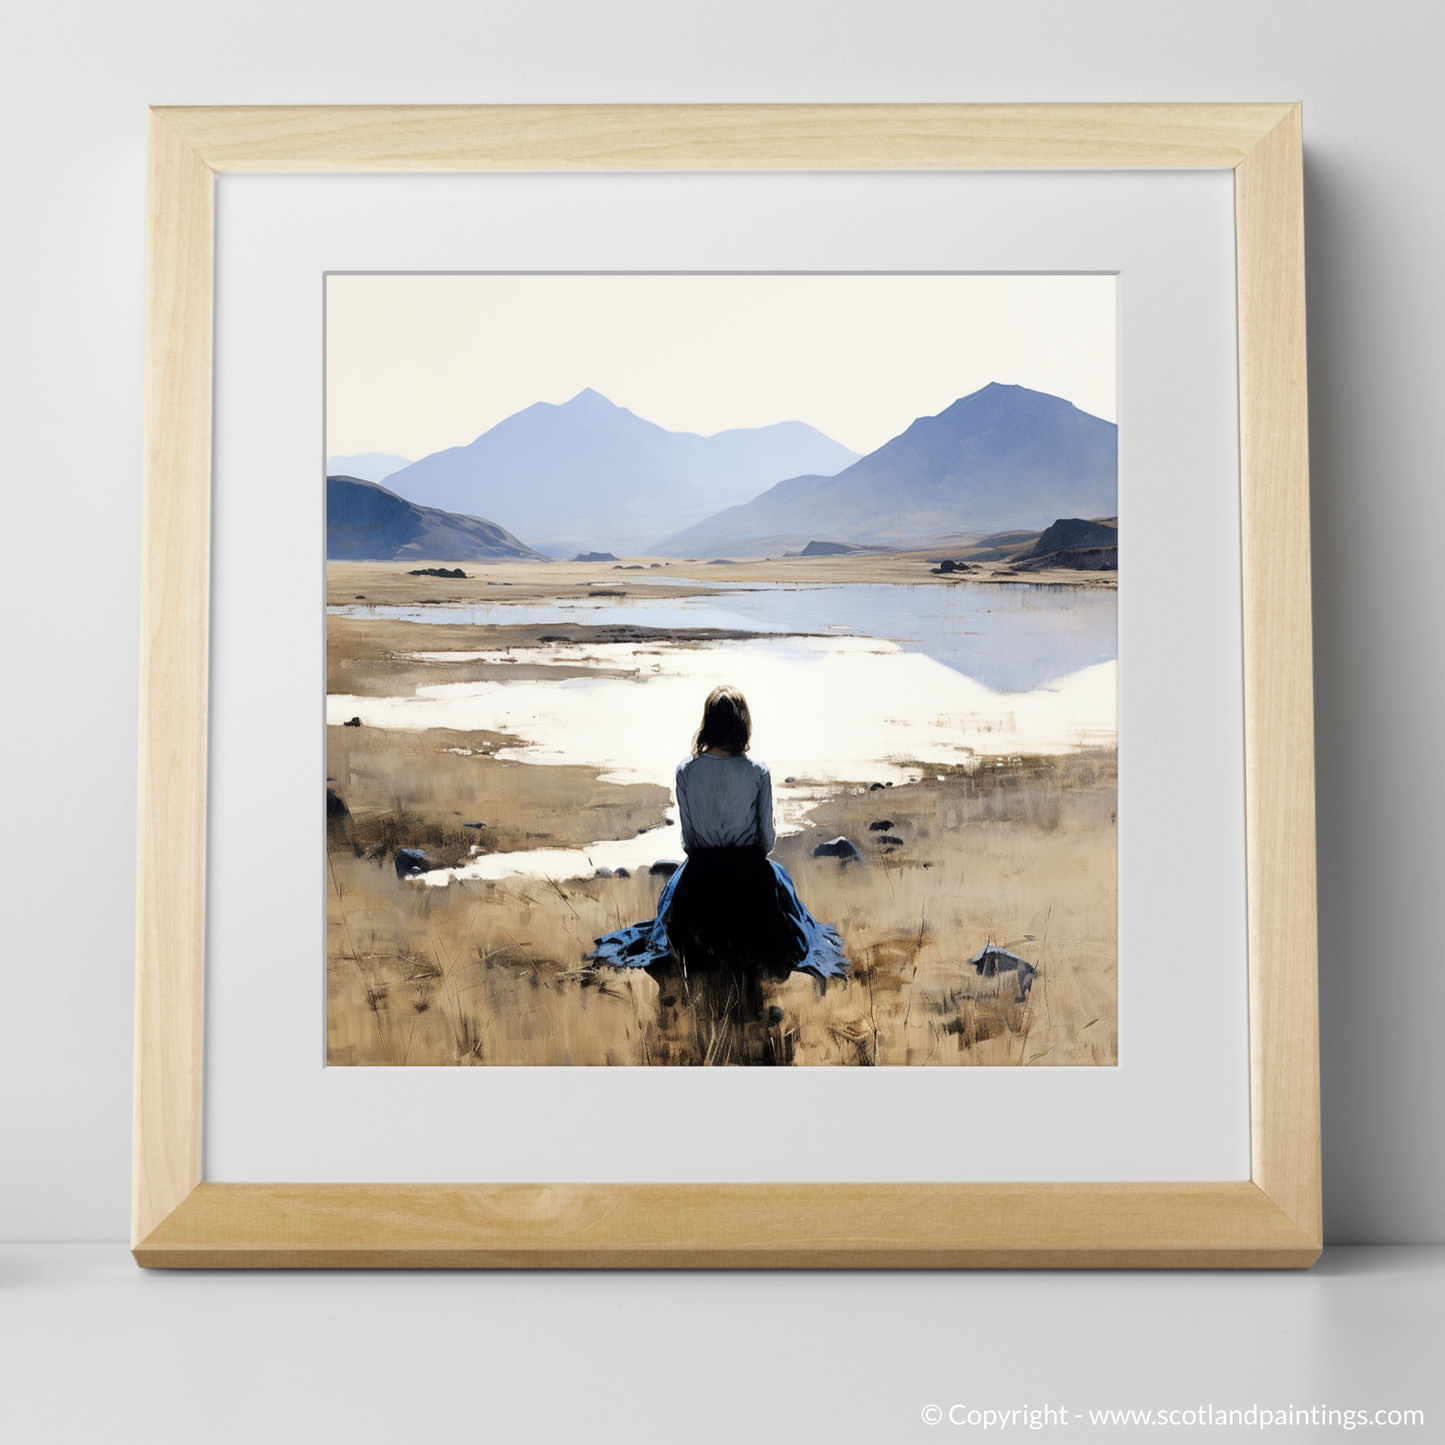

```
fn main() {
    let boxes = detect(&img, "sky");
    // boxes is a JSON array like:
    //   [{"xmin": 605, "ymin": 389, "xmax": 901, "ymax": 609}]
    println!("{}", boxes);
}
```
[{"xmin": 326, "ymin": 273, "xmax": 1117, "ymax": 462}]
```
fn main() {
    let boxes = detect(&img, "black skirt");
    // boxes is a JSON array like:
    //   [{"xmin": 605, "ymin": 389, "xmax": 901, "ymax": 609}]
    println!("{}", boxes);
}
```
[{"xmin": 663, "ymin": 847, "xmax": 808, "ymax": 975}]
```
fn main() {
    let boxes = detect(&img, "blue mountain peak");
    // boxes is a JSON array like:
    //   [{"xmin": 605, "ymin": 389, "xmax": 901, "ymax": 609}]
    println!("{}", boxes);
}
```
[{"xmin": 561, "ymin": 387, "xmax": 618, "ymax": 411}]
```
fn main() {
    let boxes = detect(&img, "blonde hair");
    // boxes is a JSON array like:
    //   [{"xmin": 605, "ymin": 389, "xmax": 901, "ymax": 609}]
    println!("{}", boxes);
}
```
[{"xmin": 692, "ymin": 684, "xmax": 752, "ymax": 757}]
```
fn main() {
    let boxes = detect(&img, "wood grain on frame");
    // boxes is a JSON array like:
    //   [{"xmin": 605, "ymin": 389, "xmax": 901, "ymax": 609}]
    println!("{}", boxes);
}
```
[
  {"xmin": 156, "ymin": 101, "xmax": 1296, "ymax": 172},
  {"xmin": 134, "ymin": 103, "xmax": 1320, "ymax": 1267},
  {"xmin": 137, "ymin": 1182, "xmax": 1318, "ymax": 1269},
  {"xmin": 134, "ymin": 111, "xmax": 214, "ymax": 1248},
  {"xmin": 1234, "ymin": 106, "xmax": 1322, "ymax": 1242}
]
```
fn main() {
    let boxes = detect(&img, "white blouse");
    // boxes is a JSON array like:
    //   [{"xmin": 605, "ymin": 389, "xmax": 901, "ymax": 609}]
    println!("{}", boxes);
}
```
[{"xmin": 674, "ymin": 753, "xmax": 777, "ymax": 854}]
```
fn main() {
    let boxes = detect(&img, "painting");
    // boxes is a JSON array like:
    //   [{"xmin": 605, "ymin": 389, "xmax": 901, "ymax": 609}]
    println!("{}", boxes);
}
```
[{"xmin": 324, "ymin": 273, "xmax": 1118, "ymax": 1067}]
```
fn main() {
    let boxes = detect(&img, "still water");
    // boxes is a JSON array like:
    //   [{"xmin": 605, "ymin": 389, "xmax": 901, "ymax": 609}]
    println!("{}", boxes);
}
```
[{"xmin": 331, "ymin": 578, "xmax": 1116, "ymax": 694}]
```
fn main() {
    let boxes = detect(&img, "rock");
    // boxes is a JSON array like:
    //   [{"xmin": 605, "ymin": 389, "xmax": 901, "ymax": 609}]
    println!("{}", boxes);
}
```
[
  {"xmin": 968, "ymin": 942, "xmax": 1039, "ymax": 1001},
  {"xmin": 407, "ymin": 566, "xmax": 468, "ymax": 578},
  {"xmin": 649, "ymin": 563, "xmax": 662, "ymax": 568},
  {"xmin": 593, "ymin": 867, "xmax": 615, "ymax": 878},
  {"xmin": 875, "ymin": 834, "xmax": 904, "ymax": 847},
  {"xmin": 868, "ymin": 819, "xmax": 894, "ymax": 831},
  {"xmin": 574, "ymin": 551, "xmax": 618, "ymax": 562},
  {"xmin": 813, "ymin": 836, "xmax": 860, "ymax": 861},
  {"xmin": 326, "ymin": 788, "xmax": 350, "ymax": 819},
  {"xmin": 614, "ymin": 867, "xmax": 630, "ymax": 879},
  {"xmin": 394, "ymin": 848, "xmax": 429, "ymax": 878},
  {"xmin": 463, "ymin": 821, "xmax": 487, "ymax": 829},
  {"xmin": 538, "ymin": 634, "xmax": 568, "ymax": 642},
  {"xmin": 649, "ymin": 860, "xmax": 682, "ymax": 878},
  {"xmin": 343, "ymin": 716, "xmax": 362, "ymax": 727},
  {"xmin": 869, "ymin": 782, "xmax": 886, "ymax": 791},
  {"xmin": 783, "ymin": 776, "xmax": 796, "ymax": 784}
]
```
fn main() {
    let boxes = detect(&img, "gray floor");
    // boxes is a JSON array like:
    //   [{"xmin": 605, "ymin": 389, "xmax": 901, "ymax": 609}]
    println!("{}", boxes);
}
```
[{"xmin": 2, "ymin": 1246, "xmax": 1438, "ymax": 1442}]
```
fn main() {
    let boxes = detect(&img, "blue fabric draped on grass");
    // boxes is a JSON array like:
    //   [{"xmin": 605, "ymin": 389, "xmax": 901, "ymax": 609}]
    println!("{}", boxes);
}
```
[{"xmin": 587, "ymin": 858, "xmax": 849, "ymax": 981}]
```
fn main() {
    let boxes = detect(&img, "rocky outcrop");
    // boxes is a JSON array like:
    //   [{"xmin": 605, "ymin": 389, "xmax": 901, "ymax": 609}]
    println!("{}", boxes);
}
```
[
  {"xmin": 1005, "ymin": 516, "xmax": 1118, "ymax": 572},
  {"xmin": 1011, "ymin": 546, "xmax": 1117, "ymax": 573}
]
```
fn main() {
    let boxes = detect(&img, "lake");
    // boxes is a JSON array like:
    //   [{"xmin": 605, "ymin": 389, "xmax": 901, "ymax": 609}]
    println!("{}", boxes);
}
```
[
  {"xmin": 329, "ymin": 576, "xmax": 1115, "ymax": 694},
  {"xmin": 327, "ymin": 577, "xmax": 1117, "ymax": 882}
]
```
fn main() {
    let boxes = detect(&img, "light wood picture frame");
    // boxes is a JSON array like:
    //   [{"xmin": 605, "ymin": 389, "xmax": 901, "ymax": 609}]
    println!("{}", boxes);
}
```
[{"xmin": 134, "ymin": 103, "xmax": 1318, "ymax": 1268}]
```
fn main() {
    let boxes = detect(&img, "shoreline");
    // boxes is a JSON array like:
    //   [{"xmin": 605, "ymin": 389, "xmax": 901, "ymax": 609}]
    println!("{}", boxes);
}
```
[
  {"xmin": 325, "ymin": 563, "xmax": 1118, "ymax": 1067},
  {"xmin": 326, "ymin": 551, "xmax": 1115, "ymax": 611}
]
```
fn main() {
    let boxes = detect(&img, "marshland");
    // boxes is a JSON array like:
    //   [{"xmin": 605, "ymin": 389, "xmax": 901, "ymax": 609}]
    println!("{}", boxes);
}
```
[{"xmin": 325, "ymin": 552, "xmax": 1118, "ymax": 1067}]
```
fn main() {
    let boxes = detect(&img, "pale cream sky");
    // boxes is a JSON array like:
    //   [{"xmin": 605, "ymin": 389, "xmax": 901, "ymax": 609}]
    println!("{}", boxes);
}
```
[{"xmin": 326, "ymin": 273, "xmax": 1116, "ymax": 461}]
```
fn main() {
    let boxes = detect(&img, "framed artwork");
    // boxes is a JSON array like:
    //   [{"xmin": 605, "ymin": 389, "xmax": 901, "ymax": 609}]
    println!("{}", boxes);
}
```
[{"xmin": 135, "ymin": 104, "xmax": 1319, "ymax": 1266}]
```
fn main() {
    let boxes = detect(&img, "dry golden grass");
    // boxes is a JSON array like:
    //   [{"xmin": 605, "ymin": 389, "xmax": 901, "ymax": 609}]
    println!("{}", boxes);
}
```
[
  {"xmin": 326, "ymin": 750, "xmax": 1116, "ymax": 1068},
  {"xmin": 326, "ymin": 562, "xmax": 1116, "ymax": 1067},
  {"xmin": 329, "ymin": 721, "xmax": 670, "ymax": 864}
]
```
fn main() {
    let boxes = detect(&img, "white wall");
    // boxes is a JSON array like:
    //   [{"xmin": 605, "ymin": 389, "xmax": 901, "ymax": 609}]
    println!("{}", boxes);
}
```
[{"xmin": 3, "ymin": 0, "xmax": 1440, "ymax": 1243}]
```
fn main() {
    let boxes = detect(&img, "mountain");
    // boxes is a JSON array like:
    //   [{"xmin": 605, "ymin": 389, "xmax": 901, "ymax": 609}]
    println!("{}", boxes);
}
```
[
  {"xmin": 652, "ymin": 384, "xmax": 1116, "ymax": 556},
  {"xmin": 379, "ymin": 389, "xmax": 860, "ymax": 556},
  {"xmin": 325, "ymin": 451, "xmax": 413, "ymax": 483},
  {"xmin": 326, "ymin": 475, "xmax": 547, "ymax": 562}
]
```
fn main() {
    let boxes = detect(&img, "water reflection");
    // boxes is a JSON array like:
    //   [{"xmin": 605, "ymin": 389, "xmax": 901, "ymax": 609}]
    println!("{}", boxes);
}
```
[{"xmin": 330, "ymin": 580, "xmax": 1115, "ymax": 694}]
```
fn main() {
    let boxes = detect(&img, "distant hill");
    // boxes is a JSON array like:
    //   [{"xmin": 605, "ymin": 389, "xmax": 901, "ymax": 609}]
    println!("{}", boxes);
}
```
[
  {"xmin": 380, "ymin": 389, "xmax": 860, "ymax": 556},
  {"xmin": 325, "ymin": 451, "xmax": 412, "ymax": 483},
  {"xmin": 326, "ymin": 475, "xmax": 547, "ymax": 562},
  {"xmin": 652, "ymin": 384, "xmax": 1116, "ymax": 555},
  {"xmin": 961, "ymin": 528, "xmax": 1045, "ymax": 563}
]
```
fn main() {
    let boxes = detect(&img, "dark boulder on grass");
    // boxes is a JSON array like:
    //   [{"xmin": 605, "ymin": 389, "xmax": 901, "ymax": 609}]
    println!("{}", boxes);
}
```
[
  {"xmin": 813, "ymin": 836, "xmax": 860, "ymax": 861},
  {"xmin": 394, "ymin": 848, "xmax": 429, "ymax": 878},
  {"xmin": 969, "ymin": 942, "xmax": 1039, "ymax": 1001},
  {"xmin": 649, "ymin": 860, "xmax": 682, "ymax": 878},
  {"xmin": 868, "ymin": 819, "xmax": 893, "ymax": 831},
  {"xmin": 343, "ymin": 716, "xmax": 362, "ymax": 727},
  {"xmin": 326, "ymin": 788, "xmax": 350, "ymax": 819},
  {"xmin": 407, "ymin": 566, "xmax": 468, "ymax": 578},
  {"xmin": 875, "ymin": 835, "xmax": 904, "ymax": 847}
]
